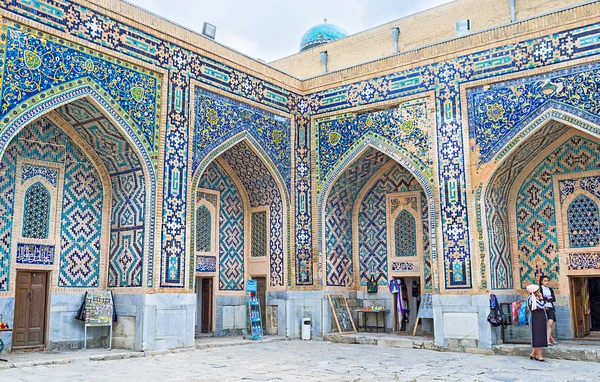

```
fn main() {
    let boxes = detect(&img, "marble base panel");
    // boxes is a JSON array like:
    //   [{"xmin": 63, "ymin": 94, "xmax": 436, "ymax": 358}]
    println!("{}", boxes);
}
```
[
  {"xmin": 142, "ymin": 293, "xmax": 195, "ymax": 351},
  {"xmin": 0, "ymin": 297, "xmax": 15, "ymax": 354},
  {"xmin": 48, "ymin": 293, "xmax": 107, "ymax": 351},
  {"xmin": 214, "ymin": 295, "xmax": 246, "ymax": 336},
  {"xmin": 433, "ymin": 294, "xmax": 492, "ymax": 349}
]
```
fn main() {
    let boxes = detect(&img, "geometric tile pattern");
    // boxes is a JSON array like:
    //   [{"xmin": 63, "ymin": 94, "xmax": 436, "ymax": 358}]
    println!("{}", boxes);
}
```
[
  {"xmin": 221, "ymin": 141, "xmax": 284, "ymax": 287},
  {"xmin": 0, "ymin": 25, "xmax": 160, "ymax": 164},
  {"xmin": 391, "ymin": 262, "xmax": 415, "ymax": 272},
  {"xmin": 0, "ymin": 21, "xmax": 159, "ymax": 287},
  {"xmin": 7, "ymin": 0, "xmax": 600, "ymax": 290},
  {"xmin": 57, "ymin": 100, "xmax": 147, "ymax": 288},
  {"xmin": 394, "ymin": 210, "xmax": 417, "ymax": 257},
  {"xmin": 0, "ymin": 117, "xmax": 103, "ymax": 289},
  {"xmin": 324, "ymin": 148, "xmax": 391, "ymax": 287},
  {"xmin": 357, "ymin": 163, "xmax": 423, "ymax": 286},
  {"xmin": 516, "ymin": 136, "xmax": 600, "ymax": 288},
  {"xmin": 251, "ymin": 211, "xmax": 267, "ymax": 258},
  {"xmin": 468, "ymin": 64, "xmax": 600, "ymax": 165},
  {"xmin": 22, "ymin": 182, "xmax": 51, "ymax": 239},
  {"xmin": 485, "ymin": 121, "xmax": 570, "ymax": 289},
  {"xmin": 16, "ymin": 243, "xmax": 54, "ymax": 265},
  {"xmin": 196, "ymin": 206, "xmax": 212, "ymax": 253},
  {"xmin": 198, "ymin": 161, "xmax": 244, "ymax": 290},
  {"xmin": 567, "ymin": 194, "xmax": 600, "ymax": 248},
  {"xmin": 421, "ymin": 194, "xmax": 432, "ymax": 290}
]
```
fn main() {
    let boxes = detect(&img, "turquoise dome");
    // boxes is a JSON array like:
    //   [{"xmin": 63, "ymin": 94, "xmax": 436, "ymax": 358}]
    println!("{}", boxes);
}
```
[{"xmin": 299, "ymin": 23, "xmax": 348, "ymax": 52}]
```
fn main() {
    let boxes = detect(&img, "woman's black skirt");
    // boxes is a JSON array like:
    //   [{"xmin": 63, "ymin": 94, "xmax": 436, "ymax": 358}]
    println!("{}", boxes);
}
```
[{"xmin": 529, "ymin": 309, "xmax": 548, "ymax": 348}]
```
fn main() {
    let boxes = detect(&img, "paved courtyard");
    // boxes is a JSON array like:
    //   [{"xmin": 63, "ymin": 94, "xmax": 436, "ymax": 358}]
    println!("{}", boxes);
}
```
[{"xmin": 1, "ymin": 340, "xmax": 599, "ymax": 381}]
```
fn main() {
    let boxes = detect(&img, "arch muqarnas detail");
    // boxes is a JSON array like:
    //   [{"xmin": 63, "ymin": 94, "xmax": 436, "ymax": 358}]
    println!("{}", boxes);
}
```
[{"xmin": 0, "ymin": 22, "xmax": 161, "ymax": 288}]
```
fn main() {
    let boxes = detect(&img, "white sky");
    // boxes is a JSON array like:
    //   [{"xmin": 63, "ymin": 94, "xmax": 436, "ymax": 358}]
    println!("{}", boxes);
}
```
[{"xmin": 126, "ymin": 0, "xmax": 453, "ymax": 62}]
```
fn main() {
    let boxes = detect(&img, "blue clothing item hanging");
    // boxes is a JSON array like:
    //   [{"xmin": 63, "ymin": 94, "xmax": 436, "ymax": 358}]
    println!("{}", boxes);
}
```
[{"xmin": 389, "ymin": 279, "xmax": 400, "ymax": 294}]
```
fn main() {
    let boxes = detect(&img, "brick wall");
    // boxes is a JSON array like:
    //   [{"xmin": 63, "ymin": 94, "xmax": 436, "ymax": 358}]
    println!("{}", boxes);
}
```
[{"xmin": 269, "ymin": 0, "xmax": 589, "ymax": 79}]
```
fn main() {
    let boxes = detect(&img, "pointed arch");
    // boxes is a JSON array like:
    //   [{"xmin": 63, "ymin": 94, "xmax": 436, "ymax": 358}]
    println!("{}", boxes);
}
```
[
  {"xmin": 481, "ymin": 104, "xmax": 600, "ymax": 291},
  {"xmin": 190, "ymin": 131, "xmax": 290, "ymax": 289},
  {"xmin": 318, "ymin": 133, "xmax": 437, "ymax": 262},
  {"xmin": 0, "ymin": 83, "xmax": 157, "ymax": 288}
]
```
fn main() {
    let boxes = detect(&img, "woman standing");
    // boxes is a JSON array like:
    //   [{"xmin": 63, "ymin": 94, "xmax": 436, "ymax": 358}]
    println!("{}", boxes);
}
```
[
  {"xmin": 527, "ymin": 284, "xmax": 548, "ymax": 362},
  {"xmin": 539, "ymin": 275, "xmax": 558, "ymax": 345}
]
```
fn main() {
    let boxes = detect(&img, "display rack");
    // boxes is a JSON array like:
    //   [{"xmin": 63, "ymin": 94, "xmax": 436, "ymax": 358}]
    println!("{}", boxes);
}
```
[{"xmin": 245, "ymin": 279, "xmax": 263, "ymax": 340}]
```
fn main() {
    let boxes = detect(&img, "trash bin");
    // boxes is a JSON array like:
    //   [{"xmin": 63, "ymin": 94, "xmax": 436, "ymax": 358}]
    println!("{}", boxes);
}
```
[{"xmin": 301, "ymin": 316, "xmax": 311, "ymax": 340}]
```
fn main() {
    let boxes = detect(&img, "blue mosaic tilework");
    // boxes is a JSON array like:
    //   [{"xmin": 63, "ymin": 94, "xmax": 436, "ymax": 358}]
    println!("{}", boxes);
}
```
[
  {"xmin": 198, "ymin": 161, "xmax": 244, "ymax": 290},
  {"xmin": 194, "ymin": 89, "xmax": 291, "ymax": 193},
  {"xmin": 58, "ymin": 100, "xmax": 147, "ymax": 288},
  {"xmin": 0, "ymin": 117, "xmax": 103, "ymax": 289},
  {"xmin": 324, "ymin": 148, "xmax": 390, "ymax": 287},
  {"xmin": 516, "ymin": 136, "xmax": 600, "ymax": 288},
  {"xmin": 316, "ymin": 98, "xmax": 432, "ymax": 195},
  {"xmin": 357, "ymin": 163, "xmax": 422, "ymax": 286},
  {"xmin": 421, "ymin": 194, "xmax": 432, "ymax": 290},
  {"xmin": 567, "ymin": 194, "xmax": 600, "ymax": 248},
  {"xmin": 391, "ymin": 262, "xmax": 415, "ymax": 272},
  {"xmin": 22, "ymin": 182, "xmax": 51, "ymax": 239},
  {"xmin": 21, "ymin": 164, "xmax": 57, "ymax": 187},
  {"xmin": 196, "ymin": 255, "xmax": 217, "ymax": 273},
  {"xmin": 196, "ymin": 206, "xmax": 212, "ymax": 253},
  {"xmin": 559, "ymin": 176, "xmax": 600, "ymax": 202},
  {"xmin": 16, "ymin": 243, "xmax": 54, "ymax": 265},
  {"xmin": 0, "ymin": 23, "xmax": 161, "ymax": 164},
  {"xmin": 6, "ymin": 0, "xmax": 600, "ymax": 289},
  {"xmin": 468, "ymin": 62, "xmax": 600, "ymax": 165},
  {"xmin": 221, "ymin": 141, "xmax": 285, "ymax": 286},
  {"xmin": 394, "ymin": 211, "xmax": 417, "ymax": 257},
  {"xmin": 485, "ymin": 121, "xmax": 569, "ymax": 289},
  {"xmin": 568, "ymin": 253, "xmax": 600, "ymax": 270}
]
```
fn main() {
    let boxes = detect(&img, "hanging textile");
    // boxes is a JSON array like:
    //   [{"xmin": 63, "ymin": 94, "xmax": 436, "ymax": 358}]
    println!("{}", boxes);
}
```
[{"xmin": 583, "ymin": 278, "xmax": 591, "ymax": 315}]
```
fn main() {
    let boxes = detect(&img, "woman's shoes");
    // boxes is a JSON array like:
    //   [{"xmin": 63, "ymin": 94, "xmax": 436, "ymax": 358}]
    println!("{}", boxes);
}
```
[
  {"xmin": 552, "ymin": 341, "xmax": 558, "ymax": 345},
  {"xmin": 530, "ymin": 356, "xmax": 548, "ymax": 362}
]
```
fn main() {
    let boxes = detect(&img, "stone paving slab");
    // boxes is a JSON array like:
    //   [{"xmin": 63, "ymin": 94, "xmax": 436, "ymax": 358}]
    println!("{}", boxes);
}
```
[
  {"xmin": 1, "ymin": 340, "xmax": 599, "ymax": 381},
  {"xmin": 325, "ymin": 332, "xmax": 600, "ymax": 360},
  {"xmin": 0, "ymin": 336, "xmax": 284, "ymax": 370}
]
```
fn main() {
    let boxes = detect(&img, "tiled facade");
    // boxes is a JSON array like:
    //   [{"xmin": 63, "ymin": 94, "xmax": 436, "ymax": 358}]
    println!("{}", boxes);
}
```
[{"xmin": 0, "ymin": 0, "xmax": 599, "ymax": 352}]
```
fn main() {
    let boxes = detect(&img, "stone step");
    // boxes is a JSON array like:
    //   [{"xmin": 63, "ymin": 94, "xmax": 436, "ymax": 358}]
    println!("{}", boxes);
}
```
[{"xmin": 493, "ymin": 344, "xmax": 600, "ymax": 362}]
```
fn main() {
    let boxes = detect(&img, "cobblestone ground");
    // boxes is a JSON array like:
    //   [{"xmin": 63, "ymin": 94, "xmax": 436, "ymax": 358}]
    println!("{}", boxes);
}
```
[{"xmin": 1, "ymin": 341, "xmax": 599, "ymax": 381}]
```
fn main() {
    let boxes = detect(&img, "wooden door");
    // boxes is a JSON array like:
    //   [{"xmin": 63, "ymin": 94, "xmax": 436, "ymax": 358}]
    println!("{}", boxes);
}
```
[
  {"xmin": 13, "ymin": 271, "xmax": 47, "ymax": 348},
  {"xmin": 571, "ymin": 278, "xmax": 585, "ymax": 339},
  {"xmin": 201, "ymin": 278, "xmax": 212, "ymax": 333},
  {"xmin": 255, "ymin": 277, "xmax": 266, "ymax": 328}
]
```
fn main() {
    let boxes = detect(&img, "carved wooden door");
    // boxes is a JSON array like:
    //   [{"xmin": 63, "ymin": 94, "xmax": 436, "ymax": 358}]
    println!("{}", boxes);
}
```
[
  {"xmin": 571, "ymin": 278, "xmax": 585, "ymax": 339},
  {"xmin": 201, "ymin": 278, "xmax": 212, "ymax": 333},
  {"xmin": 13, "ymin": 271, "xmax": 47, "ymax": 348}
]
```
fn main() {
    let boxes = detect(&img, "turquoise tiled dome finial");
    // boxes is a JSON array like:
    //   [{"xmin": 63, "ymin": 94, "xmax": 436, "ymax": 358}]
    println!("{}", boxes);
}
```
[{"xmin": 299, "ymin": 19, "xmax": 348, "ymax": 52}]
